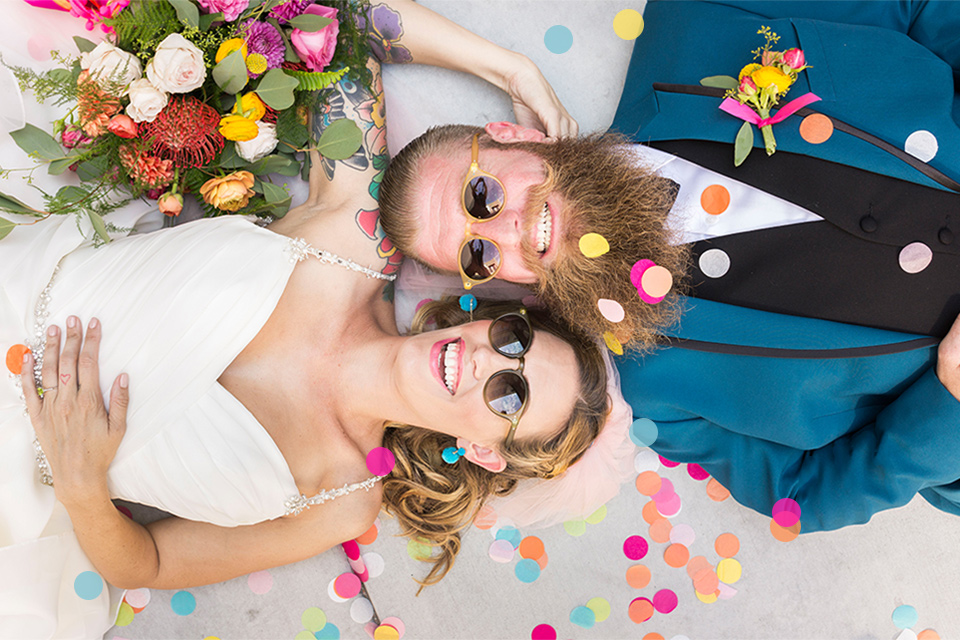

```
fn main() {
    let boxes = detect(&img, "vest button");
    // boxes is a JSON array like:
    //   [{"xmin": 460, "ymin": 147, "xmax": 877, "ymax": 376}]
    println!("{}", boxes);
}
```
[
  {"xmin": 939, "ymin": 227, "xmax": 954, "ymax": 245},
  {"xmin": 859, "ymin": 215, "xmax": 878, "ymax": 233}
]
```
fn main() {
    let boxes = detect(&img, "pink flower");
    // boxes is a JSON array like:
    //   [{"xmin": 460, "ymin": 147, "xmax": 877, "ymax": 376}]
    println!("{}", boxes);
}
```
[
  {"xmin": 738, "ymin": 75, "xmax": 757, "ymax": 97},
  {"xmin": 782, "ymin": 48, "xmax": 806, "ymax": 70},
  {"xmin": 61, "ymin": 125, "xmax": 92, "ymax": 149},
  {"xmin": 107, "ymin": 113, "xmax": 138, "ymax": 138},
  {"xmin": 290, "ymin": 4, "xmax": 339, "ymax": 72},
  {"xmin": 196, "ymin": 0, "xmax": 250, "ymax": 22}
]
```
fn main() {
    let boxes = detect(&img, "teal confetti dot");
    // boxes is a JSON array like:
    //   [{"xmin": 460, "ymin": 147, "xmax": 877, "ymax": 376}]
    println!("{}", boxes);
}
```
[
  {"xmin": 315, "ymin": 623, "xmax": 341, "ymax": 640},
  {"xmin": 570, "ymin": 605, "xmax": 596, "ymax": 629},
  {"xmin": 629, "ymin": 418, "xmax": 658, "ymax": 447},
  {"xmin": 170, "ymin": 590, "xmax": 196, "ymax": 616},
  {"xmin": 515, "ymin": 558, "xmax": 541, "ymax": 583},
  {"xmin": 459, "ymin": 294, "xmax": 477, "ymax": 312},
  {"xmin": 74, "ymin": 571, "xmax": 103, "ymax": 600},
  {"xmin": 495, "ymin": 526, "xmax": 522, "ymax": 549},
  {"xmin": 544, "ymin": 25, "xmax": 573, "ymax": 54},
  {"xmin": 892, "ymin": 605, "xmax": 918, "ymax": 629}
]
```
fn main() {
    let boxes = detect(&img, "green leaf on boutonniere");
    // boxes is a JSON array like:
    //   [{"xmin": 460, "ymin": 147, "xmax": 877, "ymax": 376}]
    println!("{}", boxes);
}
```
[
  {"xmin": 316, "ymin": 119, "xmax": 362, "ymax": 160},
  {"xmin": 167, "ymin": 0, "xmax": 200, "ymax": 28},
  {"xmin": 256, "ymin": 68, "xmax": 300, "ymax": 110},
  {"xmin": 700, "ymin": 75, "xmax": 739, "ymax": 90},
  {"xmin": 0, "ymin": 217, "xmax": 14, "ymax": 241},
  {"xmin": 11, "ymin": 124, "xmax": 66, "ymax": 161},
  {"xmin": 288, "ymin": 13, "xmax": 333, "ymax": 32},
  {"xmin": 734, "ymin": 121, "xmax": 754, "ymax": 166},
  {"xmin": 213, "ymin": 49, "xmax": 248, "ymax": 95},
  {"xmin": 73, "ymin": 37, "xmax": 97, "ymax": 54},
  {"xmin": 88, "ymin": 211, "xmax": 110, "ymax": 243},
  {"xmin": 199, "ymin": 12, "xmax": 223, "ymax": 31}
]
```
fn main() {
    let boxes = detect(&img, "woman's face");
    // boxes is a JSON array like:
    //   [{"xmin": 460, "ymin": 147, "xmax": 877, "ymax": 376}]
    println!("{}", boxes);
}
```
[{"xmin": 396, "ymin": 319, "xmax": 580, "ymax": 448}]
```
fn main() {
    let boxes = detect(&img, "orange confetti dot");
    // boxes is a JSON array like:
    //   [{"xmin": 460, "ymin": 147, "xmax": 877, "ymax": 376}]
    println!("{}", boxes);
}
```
[
  {"xmin": 643, "ymin": 634, "xmax": 665, "ymax": 640},
  {"xmin": 519, "ymin": 536, "xmax": 545, "ymax": 560},
  {"xmin": 6, "ymin": 344, "xmax": 30, "ymax": 375},
  {"xmin": 714, "ymin": 533, "xmax": 740, "ymax": 558},
  {"xmin": 663, "ymin": 543, "xmax": 690, "ymax": 568},
  {"xmin": 706, "ymin": 478, "xmax": 730, "ymax": 502},
  {"xmin": 686, "ymin": 556, "xmax": 711, "ymax": 579},
  {"xmin": 640, "ymin": 265, "xmax": 673, "ymax": 298},
  {"xmin": 917, "ymin": 630, "xmax": 941, "ymax": 640},
  {"xmin": 642, "ymin": 500, "xmax": 661, "ymax": 525},
  {"xmin": 770, "ymin": 519, "xmax": 802, "ymax": 542},
  {"xmin": 355, "ymin": 521, "xmax": 379, "ymax": 545},
  {"xmin": 648, "ymin": 518, "xmax": 672, "ymax": 544},
  {"xmin": 628, "ymin": 598, "xmax": 654, "ymax": 624},
  {"xmin": 693, "ymin": 568, "xmax": 719, "ymax": 595},
  {"xmin": 535, "ymin": 552, "xmax": 549, "ymax": 570},
  {"xmin": 636, "ymin": 471, "xmax": 662, "ymax": 496},
  {"xmin": 799, "ymin": 113, "xmax": 834, "ymax": 144},
  {"xmin": 626, "ymin": 564, "xmax": 651, "ymax": 589},
  {"xmin": 700, "ymin": 184, "xmax": 730, "ymax": 215}
]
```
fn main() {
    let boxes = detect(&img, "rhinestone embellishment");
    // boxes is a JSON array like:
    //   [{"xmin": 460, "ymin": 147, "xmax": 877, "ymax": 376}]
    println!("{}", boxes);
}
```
[
  {"xmin": 284, "ymin": 475, "xmax": 384, "ymax": 516},
  {"xmin": 286, "ymin": 238, "xmax": 397, "ymax": 282}
]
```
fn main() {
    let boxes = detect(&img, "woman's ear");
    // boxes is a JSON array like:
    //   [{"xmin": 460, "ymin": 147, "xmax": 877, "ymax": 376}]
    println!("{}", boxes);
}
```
[
  {"xmin": 456, "ymin": 437, "xmax": 507, "ymax": 473},
  {"xmin": 484, "ymin": 121, "xmax": 549, "ymax": 144}
]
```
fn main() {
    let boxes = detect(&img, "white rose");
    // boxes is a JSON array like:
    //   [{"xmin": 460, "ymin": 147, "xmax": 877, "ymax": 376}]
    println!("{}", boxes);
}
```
[
  {"xmin": 236, "ymin": 121, "xmax": 279, "ymax": 163},
  {"xmin": 125, "ymin": 79, "xmax": 169, "ymax": 123},
  {"xmin": 80, "ymin": 41, "xmax": 142, "ymax": 90},
  {"xmin": 146, "ymin": 34, "xmax": 206, "ymax": 94}
]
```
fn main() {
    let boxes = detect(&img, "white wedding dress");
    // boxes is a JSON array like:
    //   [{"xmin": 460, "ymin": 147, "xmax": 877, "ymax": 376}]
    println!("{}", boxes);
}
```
[{"xmin": 0, "ymin": 215, "xmax": 372, "ymax": 639}]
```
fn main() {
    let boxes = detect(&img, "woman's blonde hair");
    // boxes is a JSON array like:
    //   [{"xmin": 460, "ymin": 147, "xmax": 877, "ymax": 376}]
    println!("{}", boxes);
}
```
[{"xmin": 381, "ymin": 299, "xmax": 609, "ymax": 590}]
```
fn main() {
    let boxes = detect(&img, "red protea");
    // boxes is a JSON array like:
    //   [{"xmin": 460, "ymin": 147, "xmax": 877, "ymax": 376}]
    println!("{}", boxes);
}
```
[
  {"xmin": 141, "ymin": 96, "xmax": 224, "ymax": 168},
  {"xmin": 118, "ymin": 143, "xmax": 174, "ymax": 190}
]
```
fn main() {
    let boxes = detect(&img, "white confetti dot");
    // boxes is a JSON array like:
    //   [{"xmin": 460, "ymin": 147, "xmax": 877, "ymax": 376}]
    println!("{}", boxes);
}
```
[
  {"xmin": 634, "ymin": 449, "xmax": 661, "ymax": 474},
  {"xmin": 904, "ymin": 130, "xmax": 938, "ymax": 162},
  {"xmin": 899, "ymin": 242, "xmax": 933, "ymax": 274},
  {"xmin": 361, "ymin": 552, "xmax": 385, "ymax": 579},
  {"xmin": 327, "ymin": 577, "xmax": 349, "ymax": 603},
  {"xmin": 124, "ymin": 588, "xmax": 151, "ymax": 609},
  {"xmin": 699, "ymin": 249, "xmax": 731, "ymax": 278},
  {"xmin": 350, "ymin": 597, "xmax": 374, "ymax": 623},
  {"xmin": 896, "ymin": 630, "xmax": 918, "ymax": 640},
  {"xmin": 598, "ymin": 298, "xmax": 626, "ymax": 323}
]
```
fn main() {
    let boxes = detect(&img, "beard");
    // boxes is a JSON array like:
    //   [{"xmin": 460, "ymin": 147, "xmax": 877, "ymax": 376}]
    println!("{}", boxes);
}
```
[{"xmin": 515, "ymin": 134, "xmax": 691, "ymax": 352}]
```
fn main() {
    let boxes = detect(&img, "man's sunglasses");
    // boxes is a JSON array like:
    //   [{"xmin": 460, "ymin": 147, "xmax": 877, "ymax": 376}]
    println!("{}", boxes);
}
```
[
  {"xmin": 484, "ymin": 308, "xmax": 532, "ymax": 447},
  {"xmin": 458, "ymin": 133, "xmax": 507, "ymax": 290}
]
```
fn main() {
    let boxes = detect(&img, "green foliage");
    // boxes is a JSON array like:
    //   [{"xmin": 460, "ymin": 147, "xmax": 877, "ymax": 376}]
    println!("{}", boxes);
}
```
[
  {"xmin": 6, "ymin": 54, "xmax": 81, "ymax": 107},
  {"xmin": 325, "ymin": 0, "xmax": 373, "ymax": 93},
  {"xmin": 106, "ymin": 0, "xmax": 181, "ymax": 52},
  {"xmin": 276, "ymin": 107, "xmax": 308, "ymax": 149},
  {"xmin": 255, "ymin": 68, "xmax": 299, "ymax": 109},
  {"xmin": 734, "ymin": 121, "xmax": 754, "ymax": 166},
  {"xmin": 701, "ymin": 75, "xmax": 739, "ymax": 90},
  {"xmin": 316, "ymin": 119, "xmax": 362, "ymax": 160},
  {"xmin": 284, "ymin": 66, "xmax": 349, "ymax": 92}
]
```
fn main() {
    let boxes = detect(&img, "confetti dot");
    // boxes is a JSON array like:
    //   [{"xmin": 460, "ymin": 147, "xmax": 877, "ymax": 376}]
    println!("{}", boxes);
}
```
[
  {"xmin": 373, "ymin": 624, "xmax": 400, "ymax": 640},
  {"xmin": 414, "ymin": 298, "xmax": 433, "ymax": 312},
  {"xmin": 706, "ymin": 478, "xmax": 730, "ymax": 501},
  {"xmin": 634, "ymin": 450, "xmax": 661, "ymax": 474},
  {"xmin": 715, "ymin": 533, "xmax": 740, "ymax": 558},
  {"xmin": 351, "ymin": 597, "xmax": 374, "ymax": 623},
  {"xmin": 27, "ymin": 33, "xmax": 55, "ymax": 61},
  {"xmin": 623, "ymin": 535, "xmax": 649, "ymax": 560},
  {"xmin": 585, "ymin": 505, "xmax": 607, "ymax": 524},
  {"xmin": 626, "ymin": 564, "xmax": 651, "ymax": 589},
  {"xmin": 544, "ymin": 25, "xmax": 573, "ymax": 54},
  {"xmin": 629, "ymin": 418, "xmax": 659, "ymax": 447},
  {"xmin": 686, "ymin": 556, "xmax": 711, "ymax": 580},
  {"xmin": 686, "ymin": 463, "xmax": 709, "ymax": 481},
  {"xmin": 598, "ymin": 298, "xmax": 626, "ymax": 323},
  {"xmin": 406, "ymin": 538, "xmax": 432, "ymax": 560},
  {"xmin": 114, "ymin": 602, "xmax": 134, "ymax": 627},
  {"xmin": 717, "ymin": 583, "xmax": 738, "ymax": 600},
  {"xmin": 586, "ymin": 597, "xmax": 611, "ymax": 622},
  {"xmin": 302, "ymin": 607, "xmax": 327, "ymax": 632},
  {"xmin": 899, "ymin": 242, "xmax": 933, "ymax": 274},
  {"xmin": 636, "ymin": 471, "xmax": 662, "ymax": 496},
  {"xmin": 458, "ymin": 294, "xmax": 477, "ymax": 311},
  {"xmin": 642, "ymin": 500, "xmax": 661, "ymax": 525},
  {"xmin": 649, "ymin": 518, "xmax": 672, "ymax": 544},
  {"xmin": 669, "ymin": 524, "xmax": 695, "ymax": 547},
  {"xmin": 315, "ymin": 623, "xmax": 341, "ymax": 640},
  {"xmin": 650, "ymin": 478, "xmax": 675, "ymax": 503},
  {"xmin": 717, "ymin": 558, "xmax": 742, "ymax": 584},
  {"xmin": 515, "ymin": 558, "xmax": 541, "ymax": 583},
  {"xmin": 247, "ymin": 570, "xmax": 273, "ymax": 595},
  {"xmin": 295, "ymin": 631, "xmax": 315, "ymax": 640},
  {"xmin": 700, "ymin": 185, "xmax": 730, "ymax": 216},
  {"xmin": 579, "ymin": 232, "xmax": 609, "ymax": 257},
  {"xmin": 381, "ymin": 618, "xmax": 405, "ymax": 639},
  {"xmin": 799, "ymin": 113, "xmax": 833, "ymax": 144},
  {"xmin": 905, "ymin": 130, "xmax": 938, "ymax": 162},
  {"xmin": 519, "ymin": 536, "xmax": 545, "ymax": 560},
  {"xmin": 630, "ymin": 259, "xmax": 655, "ymax": 288},
  {"xmin": 699, "ymin": 248, "xmax": 731, "ymax": 278},
  {"xmin": 564, "ymin": 518, "xmax": 587, "ymax": 537},
  {"xmin": 115, "ymin": 504, "xmax": 133, "ymax": 519},
  {"xmin": 356, "ymin": 520, "xmax": 379, "ymax": 545},
  {"xmin": 772, "ymin": 498, "xmax": 802, "ymax": 527},
  {"xmin": 170, "ymin": 591, "xmax": 196, "ymax": 616},
  {"xmin": 531, "ymin": 624, "xmax": 557, "ymax": 640},
  {"xmin": 474, "ymin": 505, "xmax": 498, "ymax": 530},
  {"xmin": 892, "ymin": 605, "xmax": 919, "ymax": 629},
  {"xmin": 659, "ymin": 456, "xmax": 679, "ymax": 468},
  {"xmin": 570, "ymin": 605, "xmax": 596, "ymax": 629},
  {"xmin": 362, "ymin": 552, "xmax": 385, "ymax": 578},
  {"xmin": 6, "ymin": 344, "xmax": 29, "ymax": 375},
  {"xmin": 644, "ymin": 635, "xmax": 665, "ymax": 640},
  {"xmin": 366, "ymin": 447, "xmax": 395, "ymax": 476},
  {"xmin": 628, "ymin": 597, "xmax": 655, "ymax": 623},
  {"xmin": 655, "ymin": 493, "xmax": 682, "ymax": 518},
  {"xmin": 640, "ymin": 266, "xmax": 673, "ymax": 299},
  {"xmin": 664, "ymin": 544, "xmax": 690, "ymax": 568},
  {"xmin": 334, "ymin": 573, "xmax": 361, "ymax": 599},
  {"xmin": 489, "ymin": 539, "xmax": 516, "ymax": 563},
  {"xmin": 693, "ymin": 569, "xmax": 719, "ymax": 595},
  {"xmin": 897, "ymin": 631, "xmax": 918, "ymax": 640},
  {"xmin": 124, "ymin": 588, "xmax": 151, "ymax": 610},
  {"xmin": 534, "ymin": 552, "xmax": 549, "ymax": 570},
  {"xmin": 495, "ymin": 525, "xmax": 522, "ymax": 548},
  {"xmin": 613, "ymin": 9, "xmax": 644, "ymax": 40},
  {"xmin": 695, "ymin": 590, "xmax": 719, "ymax": 604},
  {"xmin": 602, "ymin": 331, "xmax": 624, "ymax": 355},
  {"xmin": 328, "ymin": 578, "xmax": 349, "ymax": 604},
  {"xmin": 652, "ymin": 589, "xmax": 678, "ymax": 614},
  {"xmin": 74, "ymin": 572, "xmax": 103, "ymax": 601},
  {"xmin": 918, "ymin": 630, "xmax": 941, "ymax": 640},
  {"xmin": 770, "ymin": 519, "xmax": 801, "ymax": 542}
]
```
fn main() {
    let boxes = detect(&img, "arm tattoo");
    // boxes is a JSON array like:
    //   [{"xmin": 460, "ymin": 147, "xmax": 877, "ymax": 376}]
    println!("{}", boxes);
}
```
[{"xmin": 366, "ymin": 3, "xmax": 412, "ymax": 64}]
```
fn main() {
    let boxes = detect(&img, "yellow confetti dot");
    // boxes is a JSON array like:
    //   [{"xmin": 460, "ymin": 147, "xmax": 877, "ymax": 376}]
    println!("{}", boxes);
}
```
[
  {"xmin": 585, "ymin": 504, "xmax": 607, "ymax": 524},
  {"xmin": 579, "ymin": 233, "xmax": 610, "ymax": 258},
  {"xmin": 603, "ymin": 331, "xmax": 624, "ymax": 355},
  {"xmin": 406, "ymin": 537, "xmax": 432, "ymax": 560},
  {"xmin": 203, "ymin": 637, "xmax": 221, "ymax": 640},
  {"xmin": 374, "ymin": 624, "xmax": 401, "ymax": 640},
  {"xmin": 294, "ymin": 632, "xmax": 316, "ymax": 640},
  {"xmin": 613, "ymin": 9, "xmax": 644, "ymax": 40},
  {"xmin": 564, "ymin": 518, "xmax": 587, "ymax": 537},
  {"xmin": 114, "ymin": 602, "xmax": 135, "ymax": 627},
  {"xmin": 586, "ymin": 597, "xmax": 611, "ymax": 622},
  {"xmin": 696, "ymin": 590, "xmax": 719, "ymax": 604},
  {"xmin": 301, "ymin": 607, "xmax": 327, "ymax": 632},
  {"xmin": 716, "ymin": 558, "xmax": 742, "ymax": 584}
]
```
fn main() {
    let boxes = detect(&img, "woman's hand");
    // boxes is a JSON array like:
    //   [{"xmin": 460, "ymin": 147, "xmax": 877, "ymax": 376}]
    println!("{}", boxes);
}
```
[
  {"xmin": 23, "ymin": 316, "xmax": 129, "ymax": 507},
  {"xmin": 937, "ymin": 312, "xmax": 960, "ymax": 402},
  {"xmin": 503, "ymin": 56, "xmax": 579, "ymax": 140}
]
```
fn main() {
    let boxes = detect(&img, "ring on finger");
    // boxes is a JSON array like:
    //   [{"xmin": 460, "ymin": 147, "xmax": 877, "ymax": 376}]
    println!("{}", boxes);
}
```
[{"xmin": 38, "ymin": 385, "xmax": 57, "ymax": 397}]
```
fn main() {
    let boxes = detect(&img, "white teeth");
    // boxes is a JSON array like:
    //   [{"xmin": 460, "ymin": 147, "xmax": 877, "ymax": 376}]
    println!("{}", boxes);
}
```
[
  {"xmin": 442, "ymin": 342, "xmax": 460, "ymax": 393},
  {"xmin": 536, "ymin": 202, "xmax": 552, "ymax": 254}
]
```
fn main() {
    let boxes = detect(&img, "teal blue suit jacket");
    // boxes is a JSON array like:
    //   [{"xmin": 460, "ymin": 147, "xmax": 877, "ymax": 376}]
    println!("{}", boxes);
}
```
[{"xmin": 616, "ymin": 299, "xmax": 960, "ymax": 531}]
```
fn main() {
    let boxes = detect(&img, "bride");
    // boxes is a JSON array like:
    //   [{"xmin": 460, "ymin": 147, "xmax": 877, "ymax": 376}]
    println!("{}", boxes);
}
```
[{"xmin": 0, "ymin": 2, "xmax": 612, "ymax": 638}]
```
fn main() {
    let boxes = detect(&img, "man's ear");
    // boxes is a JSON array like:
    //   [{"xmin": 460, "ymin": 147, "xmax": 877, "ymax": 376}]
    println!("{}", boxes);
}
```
[
  {"xmin": 484, "ymin": 121, "xmax": 548, "ymax": 144},
  {"xmin": 456, "ymin": 437, "xmax": 507, "ymax": 473}
]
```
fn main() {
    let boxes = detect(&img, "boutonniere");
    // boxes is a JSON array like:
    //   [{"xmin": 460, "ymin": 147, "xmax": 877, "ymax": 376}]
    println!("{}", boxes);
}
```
[{"xmin": 701, "ymin": 26, "xmax": 820, "ymax": 166}]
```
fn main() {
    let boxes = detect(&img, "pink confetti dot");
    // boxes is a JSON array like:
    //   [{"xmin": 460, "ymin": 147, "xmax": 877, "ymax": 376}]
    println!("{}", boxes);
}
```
[
  {"xmin": 772, "ymin": 498, "xmax": 801, "ymax": 528},
  {"xmin": 366, "ymin": 447, "xmax": 396, "ymax": 476},
  {"xmin": 669, "ymin": 523, "xmax": 696, "ymax": 547},
  {"xmin": 652, "ymin": 589, "xmax": 678, "ymax": 614},
  {"xmin": 247, "ymin": 570, "xmax": 273, "ymax": 595},
  {"xmin": 630, "ymin": 259, "xmax": 655, "ymax": 289},
  {"xmin": 656, "ymin": 493, "xmax": 682, "ymax": 517},
  {"xmin": 334, "ymin": 572, "xmax": 361, "ymax": 599},
  {"xmin": 531, "ymin": 624, "xmax": 557, "ymax": 640},
  {"xmin": 650, "ymin": 478, "xmax": 675, "ymax": 502},
  {"xmin": 659, "ymin": 456, "xmax": 680, "ymax": 468},
  {"xmin": 686, "ymin": 463, "xmax": 710, "ymax": 480},
  {"xmin": 623, "ymin": 535, "xmax": 649, "ymax": 561},
  {"xmin": 381, "ymin": 617, "xmax": 406, "ymax": 638},
  {"xmin": 414, "ymin": 299, "xmax": 434, "ymax": 312}
]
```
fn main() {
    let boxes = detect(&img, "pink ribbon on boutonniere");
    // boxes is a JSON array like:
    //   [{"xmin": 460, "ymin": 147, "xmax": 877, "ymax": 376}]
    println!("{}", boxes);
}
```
[{"xmin": 719, "ymin": 92, "xmax": 821, "ymax": 127}]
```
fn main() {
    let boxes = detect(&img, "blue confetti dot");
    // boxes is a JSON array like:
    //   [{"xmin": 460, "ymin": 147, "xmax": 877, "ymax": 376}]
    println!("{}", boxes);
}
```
[
  {"xmin": 515, "ymin": 558, "xmax": 541, "ymax": 583},
  {"xmin": 315, "ymin": 623, "xmax": 341, "ymax": 640},
  {"xmin": 629, "ymin": 418, "xmax": 658, "ymax": 447},
  {"xmin": 544, "ymin": 25, "xmax": 573, "ymax": 54},
  {"xmin": 170, "ymin": 590, "xmax": 196, "ymax": 616},
  {"xmin": 74, "ymin": 571, "xmax": 103, "ymax": 601},
  {"xmin": 495, "ymin": 526, "xmax": 522, "ymax": 549},
  {"xmin": 459, "ymin": 294, "xmax": 477, "ymax": 312},
  {"xmin": 892, "ymin": 605, "xmax": 918, "ymax": 630},
  {"xmin": 570, "ymin": 605, "xmax": 596, "ymax": 629}
]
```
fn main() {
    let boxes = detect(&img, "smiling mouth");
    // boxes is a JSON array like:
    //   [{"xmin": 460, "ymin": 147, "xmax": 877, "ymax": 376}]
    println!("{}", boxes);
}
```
[
  {"xmin": 535, "ymin": 202, "xmax": 552, "ymax": 255},
  {"xmin": 439, "ymin": 339, "xmax": 462, "ymax": 394}
]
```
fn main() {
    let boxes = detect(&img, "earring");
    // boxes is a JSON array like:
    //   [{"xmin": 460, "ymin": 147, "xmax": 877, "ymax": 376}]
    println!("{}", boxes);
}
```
[{"xmin": 442, "ymin": 446, "xmax": 466, "ymax": 464}]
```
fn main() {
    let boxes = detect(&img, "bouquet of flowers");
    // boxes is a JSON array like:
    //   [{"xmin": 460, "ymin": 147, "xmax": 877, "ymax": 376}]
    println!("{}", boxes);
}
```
[
  {"xmin": 0, "ymin": 0, "xmax": 371, "ymax": 242},
  {"xmin": 701, "ymin": 26, "xmax": 818, "ymax": 166}
]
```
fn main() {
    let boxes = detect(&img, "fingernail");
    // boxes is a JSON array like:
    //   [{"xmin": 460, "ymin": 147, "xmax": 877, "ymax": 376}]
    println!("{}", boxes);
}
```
[
  {"xmin": 47, "ymin": 325, "xmax": 58, "ymax": 337},
  {"xmin": 89, "ymin": 317, "xmax": 99, "ymax": 329},
  {"xmin": 119, "ymin": 373, "xmax": 129, "ymax": 389},
  {"xmin": 67, "ymin": 316, "xmax": 76, "ymax": 329},
  {"xmin": 23, "ymin": 351, "xmax": 30, "ymax": 364}
]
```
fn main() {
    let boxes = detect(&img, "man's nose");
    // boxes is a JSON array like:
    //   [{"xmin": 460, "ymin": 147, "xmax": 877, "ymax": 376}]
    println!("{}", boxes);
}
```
[{"xmin": 474, "ymin": 209, "xmax": 522, "ymax": 249}]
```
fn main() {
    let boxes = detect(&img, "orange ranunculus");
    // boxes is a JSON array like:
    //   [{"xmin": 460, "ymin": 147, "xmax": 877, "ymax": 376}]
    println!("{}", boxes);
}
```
[
  {"xmin": 750, "ymin": 65, "xmax": 792, "ymax": 93},
  {"xmin": 218, "ymin": 114, "xmax": 259, "ymax": 141},
  {"xmin": 233, "ymin": 92, "xmax": 267, "ymax": 121},
  {"xmin": 216, "ymin": 38, "xmax": 248, "ymax": 63},
  {"xmin": 200, "ymin": 171, "xmax": 256, "ymax": 212}
]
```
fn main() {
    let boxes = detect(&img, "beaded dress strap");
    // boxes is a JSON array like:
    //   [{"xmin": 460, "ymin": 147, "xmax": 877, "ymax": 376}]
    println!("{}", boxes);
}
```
[
  {"xmin": 284, "ymin": 475, "xmax": 385, "ymax": 516},
  {"xmin": 286, "ymin": 238, "xmax": 397, "ymax": 282}
]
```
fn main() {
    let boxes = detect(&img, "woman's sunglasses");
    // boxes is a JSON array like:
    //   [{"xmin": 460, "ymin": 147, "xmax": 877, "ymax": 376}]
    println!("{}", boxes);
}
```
[
  {"xmin": 484, "ymin": 308, "xmax": 532, "ymax": 447},
  {"xmin": 459, "ymin": 133, "xmax": 507, "ymax": 290}
]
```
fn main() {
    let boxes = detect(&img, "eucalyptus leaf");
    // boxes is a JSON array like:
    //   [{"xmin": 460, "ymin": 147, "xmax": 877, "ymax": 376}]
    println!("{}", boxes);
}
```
[
  {"xmin": 255, "ymin": 68, "xmax": 299, "ymax": 110},
  {"xmin": 734, "ymin": 121, "xmax": 754, "ymax": 167},
  {"xmin": 287, "ymin": 14, "xmax": 333, "ymax": 32},
  {"xmin": 199, "ymin": 12, "xmax": 223, "ymax": 30},
  {"xmin": 316, "ymin": 120, "xmax": 362, "ymax": 160},
  {"xmin": 213, "ymin": 49, "xmax": 248, "ymax": 95},
  {"xmin": 250, "ymin": 154, "xmax": 300, "ymax": 176},
  {"xmin": 88, "ymin": 211, "xmax": 110, "ymax": 243},
  {"xmin": 270, "ymin": 197, "xmax": 292, "ymax": 217},
  {"xmin": 11, "ymin": 123, "xmax": 67, "ymax": 161},
  {"xmin": 218, "ymin": 143, "xmax": 246, "ymax": 169},
  {"xmin": 0, "ymin": 191, "xmax": 38, "ymax": 215},
  {"xmin": 73, "ymin": 36, "xmax": 97, "ymax": 54},
  {"xmin": 167, "ymin": 0, "xmax": 200, "ymax": 28},
  {"xmin": 260, "ymin": 180, "xmax": 289, "ymax": 204},
  {"xmin": 300, "ymin": 150, "xmax": 310, "ymax": 182},
  {"xmin": 0, "ymin": 217, "xmax": 14, "ymax": 241},
  {"xmin": 57, "ymin": 186, "xmax": 88, "ymax": 202},
  {"xmin": 48, "ymin": 157, "xmax": 78, "ymax": 176},
  {"xmin": 700, "ymin": 75, "xmax": 740, "ymax": 90}
]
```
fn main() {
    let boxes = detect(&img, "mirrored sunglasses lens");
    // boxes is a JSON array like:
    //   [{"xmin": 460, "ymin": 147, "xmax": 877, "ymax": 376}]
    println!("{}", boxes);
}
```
[
  {"xmin": 489, "ymin": 315, "xmax": 531, "ymax": 356},
  {"xmin": 460, "ymin": 238, "xmax": 501, "ymax": 280},
  {"xmin": 485, "ymin": 371, "xmax": 527, "ymax": 416},
  {"xmin": 463, "ymin": 176, "xmax": 505, "ymax": 220}
]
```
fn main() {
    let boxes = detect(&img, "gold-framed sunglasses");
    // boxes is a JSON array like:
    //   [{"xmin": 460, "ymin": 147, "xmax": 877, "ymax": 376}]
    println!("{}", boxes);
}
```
[
  {"xmin": 484, "ymin": 308, "xmax": 532, "ymax": 447},
  {"xmin": 458, "ymin": 133, "xmax": 507, "ymax": 290}
]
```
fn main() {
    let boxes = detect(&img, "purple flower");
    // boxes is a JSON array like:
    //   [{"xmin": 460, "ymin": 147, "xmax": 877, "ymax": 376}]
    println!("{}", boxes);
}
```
[
  {"xmin": 196, "ymin": 0, "xmax": 249, "ymax": 23},
  {"xmin": 268, "ymin": 0, "xmax": 311, "ymax": 24},
  {"xmin": 242, "ymin": 20, "xmax": 285, "ymax": 77}
]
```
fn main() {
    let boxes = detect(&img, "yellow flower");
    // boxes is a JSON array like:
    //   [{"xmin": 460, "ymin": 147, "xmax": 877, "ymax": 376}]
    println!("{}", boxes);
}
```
[
  {"xmin": 219, "ymin": 114, "xmax": 259, "ymax": 141},
  {"xmin": 200, "ymin": 171, "xmax": 256, "ymax": 212},
  {"xmin": 750, "ymin": 65, "xmax": 792, "ymax": 93},
  {"xmin": 246, "ymin": 53, "xmax": 268, "ymax": 76},
  {"xmin": 233, "ymin": 92, "xmax": 267, "ymax": 121},
  {"xmin": 216, "ymin": 38, "xmax": 248, "ymax": 63},
  {"xmin": 738, "ymin": 63, "xmax": 762, "ymax": 80}
]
